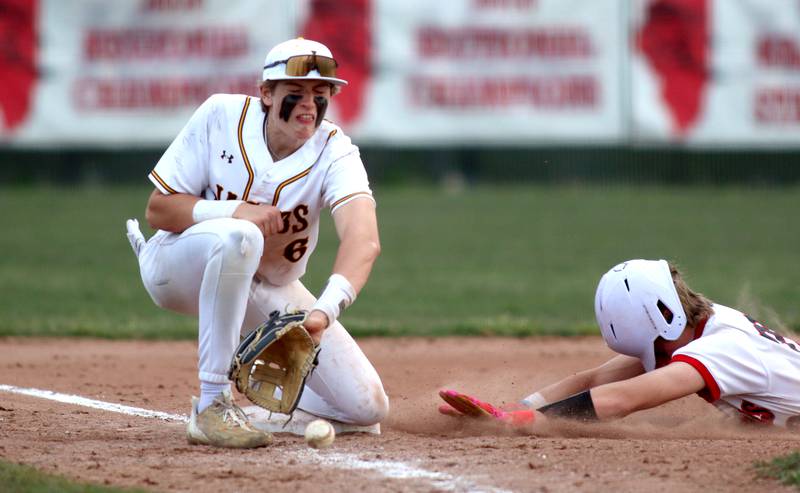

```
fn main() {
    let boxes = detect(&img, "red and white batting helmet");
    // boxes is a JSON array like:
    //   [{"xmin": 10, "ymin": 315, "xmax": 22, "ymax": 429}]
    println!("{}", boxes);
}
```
[
  {"xmin": 594, "ymin": 259, "xmax": 686, "ymax": 371},
  {"xmin": 262, "ymin": 38, "xmax": 348, "ymax": 86}
]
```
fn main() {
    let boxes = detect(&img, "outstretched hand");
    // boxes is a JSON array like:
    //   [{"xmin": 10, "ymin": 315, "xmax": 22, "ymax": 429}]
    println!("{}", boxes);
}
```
[{"xmin": 438, "ymin": 389, "xmax": 536, "ymax": 427}]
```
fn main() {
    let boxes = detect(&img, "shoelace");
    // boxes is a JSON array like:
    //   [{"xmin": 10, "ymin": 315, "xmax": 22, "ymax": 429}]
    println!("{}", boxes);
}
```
[{"xmin": 219, "ymin": 401, "xmax": 255, "ymax": 430}]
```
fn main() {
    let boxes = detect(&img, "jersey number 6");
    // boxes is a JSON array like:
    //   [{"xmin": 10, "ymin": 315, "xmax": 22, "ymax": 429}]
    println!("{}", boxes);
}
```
[{"xmin": 284, "ymin": 238, "xmax": 309, "ymax": 263}]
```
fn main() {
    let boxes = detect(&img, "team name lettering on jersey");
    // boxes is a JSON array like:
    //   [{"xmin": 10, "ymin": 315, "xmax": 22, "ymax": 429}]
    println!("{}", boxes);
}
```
[
  {"xmin": 747, "ymin": 315, "xmax": 800, "ymax": 353},
  {"xmin": 278, "ymin": 204, "xmax": 309, "ymax": 234}
]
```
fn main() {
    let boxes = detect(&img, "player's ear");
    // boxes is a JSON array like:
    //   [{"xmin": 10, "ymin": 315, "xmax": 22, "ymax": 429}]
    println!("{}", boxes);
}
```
[{"xmin": 260, "ymin": 81, "xmax": 274, "ymax": 107}]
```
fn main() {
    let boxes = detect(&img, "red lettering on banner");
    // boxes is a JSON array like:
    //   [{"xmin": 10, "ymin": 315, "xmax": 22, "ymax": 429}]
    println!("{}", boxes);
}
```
[
  {"xmin": 85, "ymin": 28, "xmax": 248, "ymax": 60},
  {"xmin": 73, "ymin": 76, "xmax": 256, "ymax": 110},
  {"xmin": 301, "ymin": 0, "xmax": 371, "ymax": 127},
  {"xmin": 473, "ymin": 0, "xmax": 537, "ymax": 9},
  {"xmin": 637, "ymin": 0, "xmax": 709, "ymax": 136},
  {"xmin": 410, "ymin": 76, "xmax": 597, "ymax": 109},
  {"xmin": 419, "ymin": 27, "xmax": 593, "ymax": 59},
  {"xmin": 757, "ymin": 35, "xmax": 800, "ymax": 69},
  {"xmin": 142, "ymin": 0, "xmax": 203, "ymax": 11},
  {"xmin": 754, "ymin": 88, "xmax": 800, "ymax": 123},
  {"xmin": 0, "ymin": 0, "xmax": 38, "ymax": 132}
]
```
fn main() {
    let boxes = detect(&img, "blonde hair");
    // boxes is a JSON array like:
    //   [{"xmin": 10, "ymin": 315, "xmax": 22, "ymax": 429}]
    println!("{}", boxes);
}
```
[{"xmin": 669, "ymin": 262, "xmax": 714, "ymax": 328}]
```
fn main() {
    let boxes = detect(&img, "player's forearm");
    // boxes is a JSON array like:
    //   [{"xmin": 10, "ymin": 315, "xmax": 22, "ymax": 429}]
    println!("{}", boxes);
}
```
[
  {"xmin": 145, "ymin": 190, "xmax": 200, "ymax": 233},
  {"xmin": 531, "ymin": 380, "xmax": 643, "ymax": 422},
  {"xmin": 589, "ymin": 362, "xmax": 707, "ymax": 420},
  {"xmin": 310, "ymin": 235, "xmax": 379, "ymax": 329},
  {"xmin": 330, "ymin": 198, "xmax": 381, "ymax": 294},
  {"xmin": 588, "ymin": 383, "xmax": 645, "ymax": 419},
  {"xmin": 533, "ymin": 370, "xmax": 595, "ymax": 405},
  {"xmin": 331, "ymin": 235, "xmax": 380, "ymax": 294},
  {"xmin": 525, "ymin": 356, "xmax": 643, "ymax": 408}
]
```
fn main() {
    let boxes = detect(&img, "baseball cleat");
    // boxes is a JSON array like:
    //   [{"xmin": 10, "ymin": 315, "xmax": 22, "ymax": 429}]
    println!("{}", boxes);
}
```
[
  {"xmin": 187, "ymin": 390, "xmax": 273, "ymax": 448},
  {"xmin": 438, "ymin": 389, "xmax": 535, "ymax": 427}
]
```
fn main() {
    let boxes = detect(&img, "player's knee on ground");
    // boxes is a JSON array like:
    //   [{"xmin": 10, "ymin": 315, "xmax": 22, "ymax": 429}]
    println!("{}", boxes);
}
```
[
  {"xmin": 345, "ymin": 380, "xmax": 390, "ymax": 426},
  {"xmin": 210, "ymin": 219, "xmax": 264, "ymax": 274}
]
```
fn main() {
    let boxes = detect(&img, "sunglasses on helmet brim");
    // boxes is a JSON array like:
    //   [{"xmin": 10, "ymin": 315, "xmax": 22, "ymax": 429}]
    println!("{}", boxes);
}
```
[{"xmin": 264, "ymin": 54, "xmax": 339, "ymax": 78}]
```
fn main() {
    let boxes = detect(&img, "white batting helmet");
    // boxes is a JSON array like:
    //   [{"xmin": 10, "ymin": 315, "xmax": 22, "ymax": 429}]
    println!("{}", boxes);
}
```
[
  {"xmin": 262, "ymin": 38, "xmax": 348, "ymax": 86},
  {"xmin": 594, "ymin": 259, "xmax": 687, "ymax": 371}
]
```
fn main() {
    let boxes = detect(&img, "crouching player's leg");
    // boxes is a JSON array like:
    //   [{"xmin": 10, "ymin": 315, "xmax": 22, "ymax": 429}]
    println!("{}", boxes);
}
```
[
  {"xmin": 241, "ymin": 279, "xmax": 389, "ymax": 434},
  {"xmin": 298, "ymin": 319, "xmax": 389, "ymax": 426}
]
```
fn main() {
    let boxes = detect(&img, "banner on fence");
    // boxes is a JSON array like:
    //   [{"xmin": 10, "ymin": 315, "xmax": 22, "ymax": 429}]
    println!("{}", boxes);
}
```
[
  {"xmin": 631, "ymin": 0, "xmax": 800, "ymax": 146},
  {"xmin": 2, "ymin": 0, "xmax": 800, "ymax": 147},
  {"xmin": 349, "ymin": 0, "xmax": 626, "ymax": 144},
  {"xmin": 0, "ymin": 0, "xmax": 295, "ymax": 146}
]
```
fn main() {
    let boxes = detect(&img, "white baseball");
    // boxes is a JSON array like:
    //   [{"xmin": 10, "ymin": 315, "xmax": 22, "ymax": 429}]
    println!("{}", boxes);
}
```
[{"xmin": 304, "ymin": 419, "xmax": 335, "ymax": 449}]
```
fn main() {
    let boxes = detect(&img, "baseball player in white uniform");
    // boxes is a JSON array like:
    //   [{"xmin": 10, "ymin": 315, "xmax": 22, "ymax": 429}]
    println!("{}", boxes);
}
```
[
  {"xmin": 440, "ymin": 260, "xmax": 800, "ymax": 429},
  {"xmin": 125, "ymin": 38, "xmax": 389, "ymax": 448}
]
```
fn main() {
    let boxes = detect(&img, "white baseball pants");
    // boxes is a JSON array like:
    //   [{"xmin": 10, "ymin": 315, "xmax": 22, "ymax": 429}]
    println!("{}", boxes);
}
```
[{"xmin": 127, "ymin": 218, "xmax": 389, "ymax": 425}]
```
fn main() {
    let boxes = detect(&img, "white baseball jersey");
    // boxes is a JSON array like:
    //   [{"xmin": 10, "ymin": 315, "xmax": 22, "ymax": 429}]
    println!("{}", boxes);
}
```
[
  {"xmin": 668, "ymin": 304, "xmax": 800, "ymax": 428},
  {"xmin": 148, "ymin": 93, "xmax": 373, "ymax": 286}
]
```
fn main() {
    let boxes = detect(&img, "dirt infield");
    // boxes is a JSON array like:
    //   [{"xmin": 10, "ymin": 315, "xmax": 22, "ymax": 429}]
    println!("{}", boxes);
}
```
[{"xmin": 1, "ymin": 336, "xmax": 797, "ymax": 492}]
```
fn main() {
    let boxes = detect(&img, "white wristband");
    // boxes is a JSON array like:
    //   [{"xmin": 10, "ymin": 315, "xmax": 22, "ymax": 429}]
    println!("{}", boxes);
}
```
[
  {"xmin": 192, "ymin": 199, "xmax": 244, "ymax": 223},
  {"xmin": 520, "ymin": 392, "xmax": 548, "ymax": 410},
  {"xmin": 312, "ymin": 274, "xmax": 356, "ymax": 326}
]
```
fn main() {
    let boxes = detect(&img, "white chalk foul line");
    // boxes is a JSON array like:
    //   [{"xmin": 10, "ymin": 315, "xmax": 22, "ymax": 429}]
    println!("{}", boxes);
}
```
[
  {"xmin": 0, "ymin": 384, "xmax": 512, "ymax": 493},
  {"xmin": 300, "ymin": 450, "xmax": 513, "ymax": 493},
  {"xmin": 0, "ymin": 384, "xmax": 188, "ymax": 423}
]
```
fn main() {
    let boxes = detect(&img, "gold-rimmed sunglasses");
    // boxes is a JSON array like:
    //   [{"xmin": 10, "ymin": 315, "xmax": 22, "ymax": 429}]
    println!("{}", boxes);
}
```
[{"xmin": 264, "ymin": 53, "xmax": 339, "ymax": 78}]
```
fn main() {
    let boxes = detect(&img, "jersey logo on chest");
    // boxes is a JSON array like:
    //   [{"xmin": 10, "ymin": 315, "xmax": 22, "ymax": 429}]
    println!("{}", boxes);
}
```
[{"xmin": 220, "ymin": 150, "xmax": 234, "ymax": 164}]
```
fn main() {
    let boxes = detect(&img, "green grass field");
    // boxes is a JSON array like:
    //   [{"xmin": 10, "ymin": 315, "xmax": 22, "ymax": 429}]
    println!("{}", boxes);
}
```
[
  {"xmin": 0, "ymin": 184, "xmax": 798, "ymax": 339},
  {"xmin": 0, "ymin": 460, "xmax": 149, "ymax": 493},
  {"xmin": 0, "ymin": 183, "xmax": 798, "ymax": 490},
  {"xmin": 758, "ymin": 452, "xmax": 800, "ymax": 489}
]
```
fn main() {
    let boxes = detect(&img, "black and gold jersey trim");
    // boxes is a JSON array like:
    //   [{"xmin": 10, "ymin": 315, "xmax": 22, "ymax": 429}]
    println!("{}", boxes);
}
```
[
  {"xmin": 271, "ymin": 165, "xmax": 314, "ymax": 206},
  {"xmin": 150, "ymin": 170, "xmax": 177, "ymax": 194},
  {"xmin": 331, "ymin": 191, "xmax": 372, "ymax": 210},
  {"xmin": 237, "ymin": 98, "xmax": 255, "ymax": 201},
  {"xmin": 269, "ymin": 129, "xmax": 339, "ymax": 206}
]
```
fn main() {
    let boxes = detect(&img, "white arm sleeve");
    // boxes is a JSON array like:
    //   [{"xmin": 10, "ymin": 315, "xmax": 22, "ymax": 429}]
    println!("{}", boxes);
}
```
[
  {"xmin": 322, "ymin": 149, "xmax": 374, "ymax": 213},
  {"xmin": 148, "ymin": 95, "xmax": 218, "ymax": 195}
]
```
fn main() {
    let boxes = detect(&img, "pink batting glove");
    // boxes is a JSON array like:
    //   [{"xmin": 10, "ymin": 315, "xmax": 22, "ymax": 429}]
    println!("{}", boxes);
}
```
[{"xmin": 438, "ymin": 389, "xmax": 535, "ymax": 426}]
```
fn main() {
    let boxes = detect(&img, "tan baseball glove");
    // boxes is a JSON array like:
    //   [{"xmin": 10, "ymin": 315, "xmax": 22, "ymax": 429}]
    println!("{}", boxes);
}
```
[{"xmin": 228, "ymin": 310, "xmax": 320, "ymax": 415}]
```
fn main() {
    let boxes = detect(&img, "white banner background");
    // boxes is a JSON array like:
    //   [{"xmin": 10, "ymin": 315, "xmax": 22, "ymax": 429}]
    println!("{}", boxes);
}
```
[
  {"xmin": 3, "ymin": 0, "xmax": 800, "ymax": 147},
  {"xmin": 3, "ymin": 0, "xmax": 295, "ymax": 147},
  {"xmin": 352, "ymin": 0, "xmax": 626, "ymax": 144}
]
